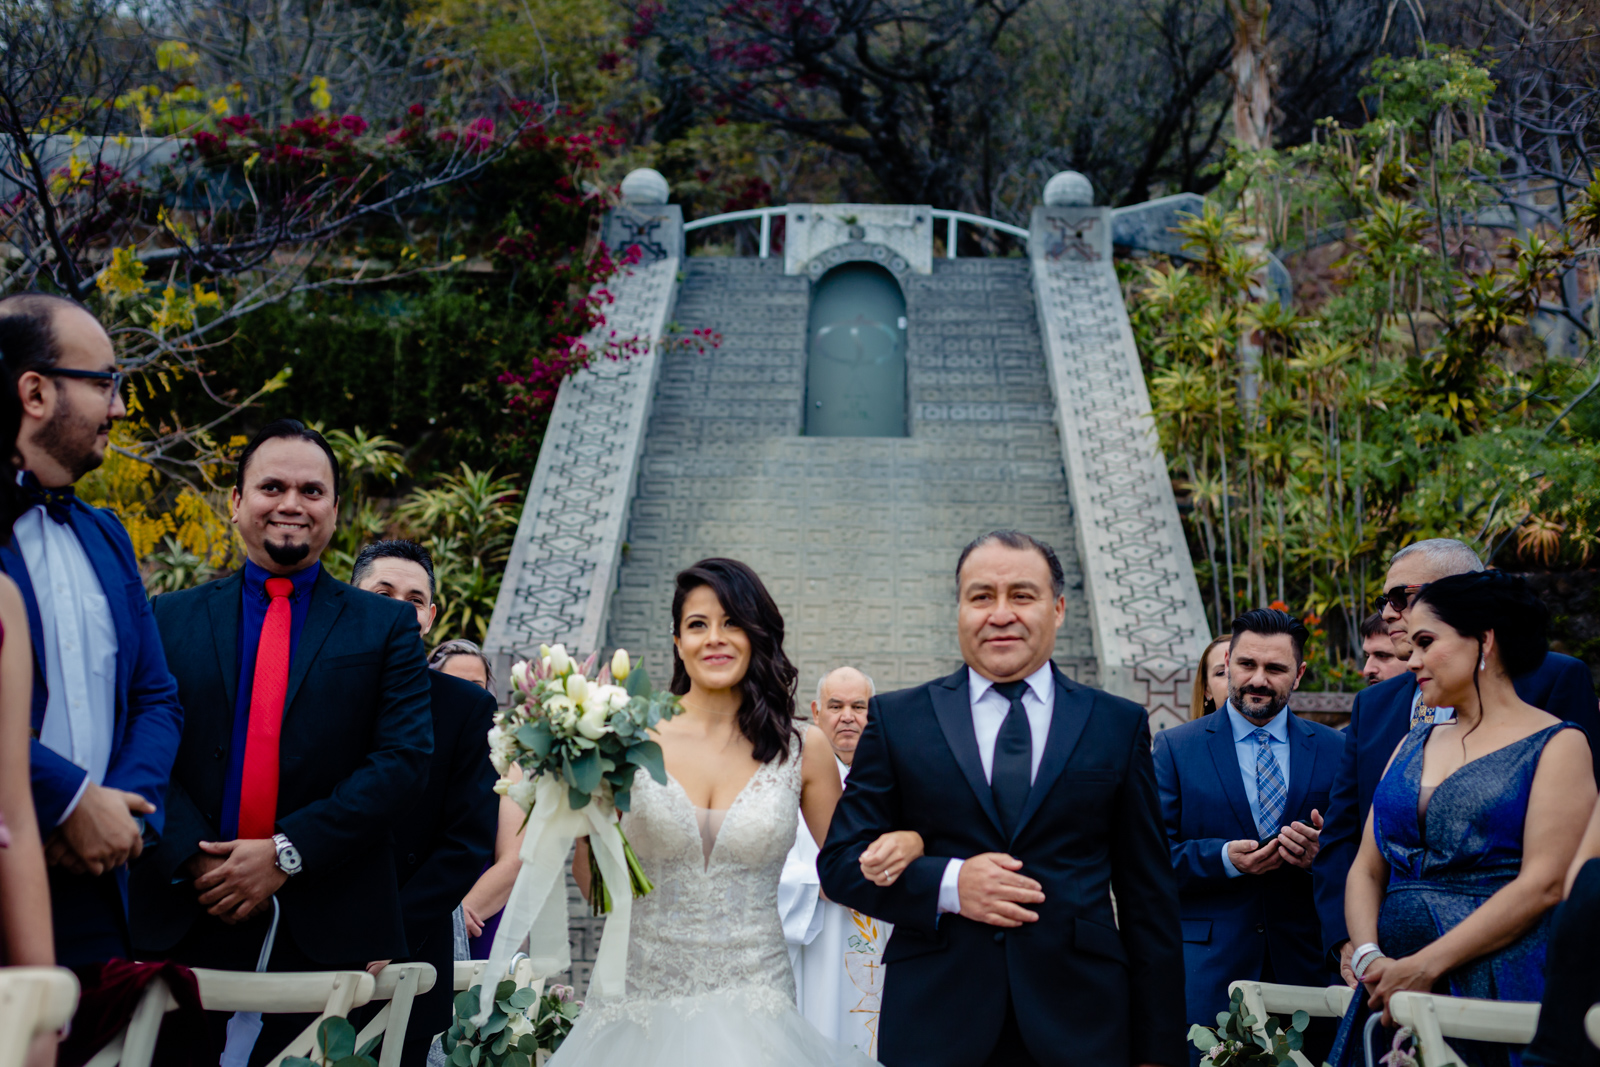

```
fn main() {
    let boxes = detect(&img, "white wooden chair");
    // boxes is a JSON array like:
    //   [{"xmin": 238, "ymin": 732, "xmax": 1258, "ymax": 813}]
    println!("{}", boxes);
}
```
[
  {"xmin": 1586, "ymin": 1003, "xmax": 1599, "ymax": 1050},
  {"xmin": 350, "ymin": 963, "xmax": 436, "ymax": 1067},
  {"xmin": 0, "ymin": 967, "xmax": 79, "ymax": 1067},
  {"xmin": 1386, "ymin": 991, "xmax": 1541, "ymax": 1067},
  {"xmin": 452, "ymin": 957, "xmax": 543, "ymax": 997},
  {"xmin": 1227, "ymin": 981, "xmax": 1355, "ymax": 1067}
]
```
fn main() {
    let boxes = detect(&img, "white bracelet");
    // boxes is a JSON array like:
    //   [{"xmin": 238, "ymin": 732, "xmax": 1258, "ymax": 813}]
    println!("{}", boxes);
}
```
[{"xmin": 1352, "ymin": 945, "xmax": 1384, "ymax": 980}]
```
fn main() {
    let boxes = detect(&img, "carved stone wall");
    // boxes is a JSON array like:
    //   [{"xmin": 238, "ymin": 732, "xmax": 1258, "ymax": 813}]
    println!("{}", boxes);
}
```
[
  {"xmin": 482, "ymin": 255, "xmax": 681, "ymax": 682},
  {"xmin": 1030, "ymin": 205, "xmax": 1212, "ymax": 732},
  {"xmin": 784, "ymin": 204, "xmax": 934, "ymax": 277}
]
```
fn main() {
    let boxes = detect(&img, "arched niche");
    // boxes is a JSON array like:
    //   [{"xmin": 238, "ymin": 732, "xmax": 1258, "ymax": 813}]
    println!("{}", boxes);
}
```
[{"xmin": 803, "ymin": 261, "xmax": 909, "ymax": 438}]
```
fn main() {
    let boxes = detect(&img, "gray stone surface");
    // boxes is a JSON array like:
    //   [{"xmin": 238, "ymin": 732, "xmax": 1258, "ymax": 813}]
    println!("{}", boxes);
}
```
[
  {"xmin": 1031, "ymin": 206, "xmax": 1211, "ymax": 731},
  {"xmin": 604, "ymin": 255, "xmax": 1097, "ymax": 700},
  {"xmin": 483, "ymin": 256, "xmax": 680, "ymax": 686}
]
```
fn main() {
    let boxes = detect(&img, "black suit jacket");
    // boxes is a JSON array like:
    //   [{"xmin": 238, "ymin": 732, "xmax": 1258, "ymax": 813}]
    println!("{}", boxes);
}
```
[
  {"xmin": 818, "ymin": 665, "xmax": 1186, "ymax": 1067},
  {"xmin": 1312, "ymin": 652, "xmax": 1598, "ymax": 957},
  {"xmin": 131, "ymin": 568, "xmax": 433, "ymax": 965},
  {"xmin": 397, "ymin": 669, "xmax": 499, "ymax": 953}
]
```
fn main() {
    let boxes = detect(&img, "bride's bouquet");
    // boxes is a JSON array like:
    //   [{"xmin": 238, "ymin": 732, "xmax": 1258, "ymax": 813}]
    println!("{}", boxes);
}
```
[
  {"xmin": 489, "ymin": 644, "xmax": 680, "ymax": 913},
  {"xmin": 477, "ymin": 645, "xmax": 679, "ymax": 1020}
]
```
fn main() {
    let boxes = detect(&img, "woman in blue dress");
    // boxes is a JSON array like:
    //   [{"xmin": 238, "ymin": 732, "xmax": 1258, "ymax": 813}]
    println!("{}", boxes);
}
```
[{"xmin": 1344, "ymin": 571, "xmax": 1596, "ymax": 1067}]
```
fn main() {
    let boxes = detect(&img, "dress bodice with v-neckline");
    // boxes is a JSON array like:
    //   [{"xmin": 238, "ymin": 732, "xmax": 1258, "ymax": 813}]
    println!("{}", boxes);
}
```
[{"xmin": 590, "ymin": 743, "xmax": 804, "ymax": 1021}]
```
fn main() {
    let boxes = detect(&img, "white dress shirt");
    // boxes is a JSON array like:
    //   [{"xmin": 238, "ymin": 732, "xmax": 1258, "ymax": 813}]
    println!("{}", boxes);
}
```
[
  {"xmin": 937, "ymin": 661, "xmax": 1055, "ymax": 915},
  {"xmin": 16, "ymin": 505, "xmax": 119, "ymax": 822}
]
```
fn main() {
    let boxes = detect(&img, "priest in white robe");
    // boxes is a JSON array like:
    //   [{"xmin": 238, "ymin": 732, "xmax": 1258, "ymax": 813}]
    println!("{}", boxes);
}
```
[{"xmin": 780, "ymin": 667, "xmax": 893, "ymax": 1058}]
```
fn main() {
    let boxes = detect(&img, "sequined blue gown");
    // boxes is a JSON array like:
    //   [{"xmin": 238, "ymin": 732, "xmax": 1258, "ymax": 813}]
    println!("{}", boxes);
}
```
[{"xmin": 1371, "ymin": 721, "xmax": 1578, "ymax": 1067}]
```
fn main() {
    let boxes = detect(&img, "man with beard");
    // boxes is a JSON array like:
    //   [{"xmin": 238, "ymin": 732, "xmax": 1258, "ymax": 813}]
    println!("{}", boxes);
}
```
[
  {"xmin": 0, "ymin": 293, "xmax": 183, "ymax": 966},
  {"xmin": 1152, "ymin": 609, "xmax": 1344, "ymax": 1064},
  {"xmin": 1312, "ymin": 538, "xmax": 1599, "ymax": 987},
  {"xmin": 131, "ymin": 420, "xmax": 432, "ymax": 1066}
]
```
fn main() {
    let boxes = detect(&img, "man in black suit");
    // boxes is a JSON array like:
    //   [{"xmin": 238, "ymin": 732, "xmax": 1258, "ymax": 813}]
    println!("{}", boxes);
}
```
[
  {"xmin": 130, "ymin": 420, "xmax": 433, "ymax": 1065},
  {"xmin": 1312, "ymin": 538, "xmax": 1599, "ymax": 986},
  {"xmin": 349, "ymin": 539, "xmax": 499, "ymax": 1067},
  {"xmin": 818, "ymin": 530, "xmax": 1185, "ymax": 1067}
]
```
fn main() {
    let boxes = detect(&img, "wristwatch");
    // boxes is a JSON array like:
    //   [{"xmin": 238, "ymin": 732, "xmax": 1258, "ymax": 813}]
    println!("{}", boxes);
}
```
[{"xmin": 272, "ymin": 833, "xmax": 303, "ymax": 877}]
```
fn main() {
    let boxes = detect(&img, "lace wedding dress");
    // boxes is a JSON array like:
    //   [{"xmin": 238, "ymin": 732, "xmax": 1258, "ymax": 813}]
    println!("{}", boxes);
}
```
[{"xmin": 549, "ymin": 736, "xmax": 877, "ymax": 1066}]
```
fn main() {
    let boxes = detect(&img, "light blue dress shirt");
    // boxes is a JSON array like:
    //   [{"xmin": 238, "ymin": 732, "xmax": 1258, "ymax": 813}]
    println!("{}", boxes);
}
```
[{"xmin": 1218, "ymin": 701, "xmax": 1291, "ymax": 878}]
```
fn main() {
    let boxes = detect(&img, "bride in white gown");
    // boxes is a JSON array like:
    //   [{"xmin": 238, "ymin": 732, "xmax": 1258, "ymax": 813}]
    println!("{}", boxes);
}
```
[{"xmin": 560, "ymin": 558, "xmax": 920, "ymax": 1066}]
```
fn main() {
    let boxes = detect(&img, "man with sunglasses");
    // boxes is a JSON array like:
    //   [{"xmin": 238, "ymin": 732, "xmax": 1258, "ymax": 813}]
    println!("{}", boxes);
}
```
[
  {"xmin": 1311, "ymin": 537, "xmax": 1597, "ymax": 989},
  {"xmin": 0, "ymin": 292, "xmax": 182, "ymax": 966}
]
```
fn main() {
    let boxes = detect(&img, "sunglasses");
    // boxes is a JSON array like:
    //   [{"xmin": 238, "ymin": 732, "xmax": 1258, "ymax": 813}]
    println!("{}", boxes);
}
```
[
  {"xmin": 1376, "ymin": 584, "xmax": 1423, "ymax": 613},
  {"xmin": 44, "ymin": 367, "xmax": 126, "ymax": 394}
]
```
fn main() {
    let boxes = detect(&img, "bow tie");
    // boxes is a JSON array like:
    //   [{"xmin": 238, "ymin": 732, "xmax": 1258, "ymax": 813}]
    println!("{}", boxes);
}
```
[{"xmin": 21, "ymin": 472, "xmax": 75, "ymax": 524}]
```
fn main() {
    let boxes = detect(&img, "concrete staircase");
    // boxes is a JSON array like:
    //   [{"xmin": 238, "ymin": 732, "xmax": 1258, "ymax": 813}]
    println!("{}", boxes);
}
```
[{"xmin": 604, "ymin": 256, "xmax": 1098, "ymax": 697}]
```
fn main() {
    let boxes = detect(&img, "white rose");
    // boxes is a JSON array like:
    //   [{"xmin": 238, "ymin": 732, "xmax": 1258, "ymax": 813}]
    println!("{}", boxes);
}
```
[
  {"xmin": 610, "ymin": 649, "xmax": 631, "ymax": 682},
  {"xmin": 487, "ymin": 726, "xmax": 512, "ymax": 775},
  {"xmin": 548, "ymin": 644, "xmax": 571, "ymax": 675},
  {"xmin": 508, "ymin": 777, "xmax": 537, "ymax": 812},
  {"xmin": 604, "ymin": 685, "xmax": 631, "ymax": 711},
  {"xmin": 507, "ymin": 1011, "xmax": 535, "ymax": 1039},
  {"xmin": 576, "ymin": 701, "xmax": 613, "ymax": 740},
  {"xmin": 565, "ymin": 673, "xmax": 588, "ymax": 704},
  {"xmin": 546, "ymin": 696, "xmax": 577, "ymax": 732}
]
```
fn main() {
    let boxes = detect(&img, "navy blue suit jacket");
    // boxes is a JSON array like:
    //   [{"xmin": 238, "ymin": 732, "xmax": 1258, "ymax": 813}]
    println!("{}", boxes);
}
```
[
  {"xmin": 132, "ymin": 569, "xmax": 433, "ymax": 965},
  {"xmin": 2, "ymin": 500, "xmax": 184, "ymax": 867},
  {"xmin": 1153, "ymin": 709, "xmax": 1344, "ymax": 1037},
  {"xmin": 1312, "ymin": 653, "xmax": 1598, "ymax": 956},
  {"xmin": 818, "ymin": 665, "xmax": 1186, "ymax": 1067}
]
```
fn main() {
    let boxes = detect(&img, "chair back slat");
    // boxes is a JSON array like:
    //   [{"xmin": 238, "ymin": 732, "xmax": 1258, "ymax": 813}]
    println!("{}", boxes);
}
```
[
  {"xmin": 0, "ymin": 967, "xmax": 80, "ymax": 1067},
  {"xmin": 191, "ymin": 969, "xmax": 376, "ymax": 1014}
]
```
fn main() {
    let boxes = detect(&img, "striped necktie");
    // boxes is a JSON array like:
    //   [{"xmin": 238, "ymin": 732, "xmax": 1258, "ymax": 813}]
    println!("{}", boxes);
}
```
[{"xmin": 1253, "ymin": 728, "xmax": 1286, "ymax": 840}]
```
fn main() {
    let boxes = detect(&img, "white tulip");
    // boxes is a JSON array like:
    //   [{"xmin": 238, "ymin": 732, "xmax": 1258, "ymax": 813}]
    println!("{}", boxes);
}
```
[
  {"xmin": 539, "ymin": 644, "xmax": 551, "ymax": 660},
  {"xmin": 493, "ymin": 777, "xmax": 511, "ymax": 796},
  {"xmin": 508, "ymin": 777, "xmax": 537, "ymax": 812},
  {"xmin": 510, "ymin": 661, "xmax": 531, "ymax": 694},
  {"xmin": 576, "ymin": 701, "xmax": 613, "ymax": 740},
  {"xmin": 610, "ymin": 649, "xmax": 631, "ymax": 683},
  {"xmin": 565, "ymin": 673, "xmax": 588, "ymax": 704},
  {"xmin": 548, "ymin": 644, "xmax": 571, "ymax": 675}
]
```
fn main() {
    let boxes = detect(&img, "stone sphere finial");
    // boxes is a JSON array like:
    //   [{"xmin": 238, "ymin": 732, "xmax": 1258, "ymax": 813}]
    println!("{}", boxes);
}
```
[
  {"xmin": 1043, "ymin": 170, "xmax": 1094, "ymax": 207},
  {"xmin": 620, "ymin": 168, "xmax": 670, "ymax": 205}
]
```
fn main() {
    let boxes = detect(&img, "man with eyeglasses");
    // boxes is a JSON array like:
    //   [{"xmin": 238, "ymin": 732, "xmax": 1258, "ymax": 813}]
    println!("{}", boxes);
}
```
[
  {"xmin": 0, "ymin": 292, "xmax": 182, "ymax": 966},
  {"xmin": 1311, "ymin": 537, "xmax": 1598, "ymax": 990}
]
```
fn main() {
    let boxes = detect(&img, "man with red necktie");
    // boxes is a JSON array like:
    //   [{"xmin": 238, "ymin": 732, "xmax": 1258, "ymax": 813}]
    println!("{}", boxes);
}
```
[{"xmin": 131, "ymin": 419, "xmax": 433, "ymax": 1065}]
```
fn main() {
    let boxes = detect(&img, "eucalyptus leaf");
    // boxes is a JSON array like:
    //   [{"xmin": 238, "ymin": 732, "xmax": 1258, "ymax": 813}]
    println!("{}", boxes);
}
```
[
  {"xmin": 509, "ymin": 987, "xmax": 538, "ymax": 1010},
  {"xmin": 1291, "ymin": 1010, "xmax": 1310, "ymax": 1032},
  {"xmin": 1287, "ymin": 1029, "xmax": 1304, "ymax": 1051},
  {"xmin": 450, "ymin": 1045, "xmax": 472, "ymax": 1066},
  {"xmin": 613, "ymin": 785, "xmax": 632, "ymax": 812},
  {"xmin": 356, "ymin": 1033, "xmax": 383, "ymax": 1058},
  {"xmin": 517, "ymin": 720, "xmax": 554, "ymax": 760},
  {"xmin": 570, "ymin": 749, "xmax": 602, "ymax": 793},
  {"xmin": 569, "ymin": 785, "xmax": 592, "ymax": 809},
  {"xmin": 628, "ymin": 739, "xmax": 668, "ymax": 784},
  {"xmin": 320, "ymin": 1018, "xmax": 357, "ymax": 1061},
  {"xmin": 625, "ymin": 665, "xmax": 652, "ymax": 697},
  {"xmin": 1189, "ymin": 1025, "xmax": 1220, "ymax": 1052},
  {"xmin": 1217, "ymin": 1012, "xmax": 1233, "ymax": 1028}
]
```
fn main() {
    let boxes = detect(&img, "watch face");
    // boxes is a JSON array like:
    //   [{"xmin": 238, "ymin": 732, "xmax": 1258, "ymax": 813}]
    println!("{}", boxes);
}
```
[{"xmin": 279, "ymin": 844, "xmax": 302, "ymax": 870}]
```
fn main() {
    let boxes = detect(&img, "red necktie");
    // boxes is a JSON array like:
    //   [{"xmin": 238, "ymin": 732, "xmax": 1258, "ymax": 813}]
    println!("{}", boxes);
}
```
[{"xmin": 239, "ymin": 577, "xmax": 295, "ymax": 839}]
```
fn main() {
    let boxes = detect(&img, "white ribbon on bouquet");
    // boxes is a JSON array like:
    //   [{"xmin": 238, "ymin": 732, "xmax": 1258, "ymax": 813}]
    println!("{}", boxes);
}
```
[{"xmin": 474, "ymin": 773, "xmax": 634, "ymax": 1024}]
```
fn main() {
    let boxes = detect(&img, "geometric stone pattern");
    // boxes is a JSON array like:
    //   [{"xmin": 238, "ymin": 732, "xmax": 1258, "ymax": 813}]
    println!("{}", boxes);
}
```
[
  {"xmin": 604, "ymin": 254, "xmax": 1097, "ymax": 704},
  {"xmin": 483, "ymin": 256, "xmax": 681, "ymax": 684},
  {"xmin": 784, "ymin": 203, "xmax": 935, "ymax": 276},
  {"xmin": 1030, "ymin": 206, "xmax": 1213, "ymax": 734}
]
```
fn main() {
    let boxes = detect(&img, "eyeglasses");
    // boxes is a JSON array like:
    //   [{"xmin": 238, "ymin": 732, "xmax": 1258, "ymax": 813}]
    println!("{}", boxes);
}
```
[
  {"xmin": 43, "ymin": 368, "xmax": 125, "ymax": 397},
  {"xmin": 1376, "ymin": 584, "xmax": 1423, "ymax": 613}
]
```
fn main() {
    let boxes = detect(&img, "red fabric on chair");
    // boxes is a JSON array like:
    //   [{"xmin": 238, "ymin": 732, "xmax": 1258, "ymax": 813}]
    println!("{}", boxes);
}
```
[
  {"xmin": 60, "ymin": 958, "xmax": 206, "ymax": 1067},
  {"xmin": 240, "ymin": 576, "xmax": 295, "ymax": 839}
]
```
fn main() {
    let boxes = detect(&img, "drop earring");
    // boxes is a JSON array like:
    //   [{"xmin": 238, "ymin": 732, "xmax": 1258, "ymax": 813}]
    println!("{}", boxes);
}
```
[{"xmin": 1479, "ymin": 655, "xmax": 1486, "ymax": 671}]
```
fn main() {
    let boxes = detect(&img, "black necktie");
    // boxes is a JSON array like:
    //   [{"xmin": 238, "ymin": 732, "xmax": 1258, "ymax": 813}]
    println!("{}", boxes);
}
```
[
  {"xmin": 20, "ymin": 471, "xmax": 74, "ymax": 524},
  {"xmin": 991, "ymin": 679, "xmax": 1034, "ymax": 839}
]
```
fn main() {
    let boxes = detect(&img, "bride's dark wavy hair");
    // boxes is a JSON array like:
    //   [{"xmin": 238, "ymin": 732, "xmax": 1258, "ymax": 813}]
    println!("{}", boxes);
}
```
[{"xmin": 670, "ymin": 558, "xmax": 799, "ymax": 764}]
